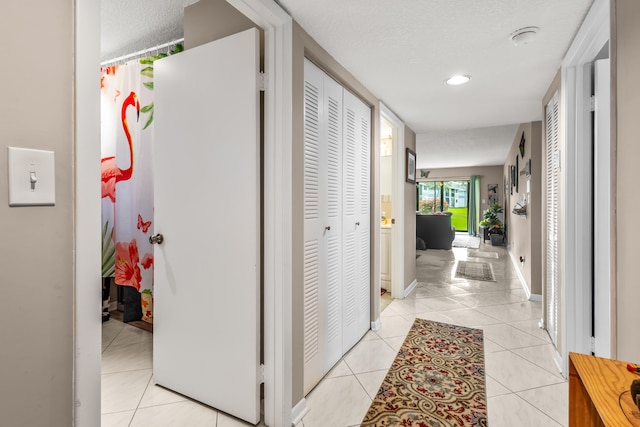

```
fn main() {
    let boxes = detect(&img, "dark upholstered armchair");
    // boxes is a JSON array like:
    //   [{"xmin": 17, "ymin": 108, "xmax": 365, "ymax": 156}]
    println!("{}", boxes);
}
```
[{"xmin": 416, "ymin": 214, "xmax": 456, "ymax": 250}]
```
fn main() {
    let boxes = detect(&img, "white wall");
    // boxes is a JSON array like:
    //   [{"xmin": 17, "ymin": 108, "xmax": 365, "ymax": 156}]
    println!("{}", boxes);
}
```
[
  {"xmin": 614, "ymin": 0, "xmax": 640, "ymax": 361},
  {"xmin": 0, "ymin": 0, "xmax": 75, "ymax": 424}
]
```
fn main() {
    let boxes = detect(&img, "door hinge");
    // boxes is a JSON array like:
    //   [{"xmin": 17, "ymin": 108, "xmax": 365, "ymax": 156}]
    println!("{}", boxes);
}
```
[
  {"xmin": 259, "ymin": 71, "xmax": 266, "ymax": 92},
  {"xmin": 258, "ymin": 363, "xmax": 265, "ymax": 384},
  {"xmin": 590, "ymin": 336, "xmax": 596, "ymax": 354},
  {"xmin": 589, "ymin": 95, "xmax": 596, "ymax": 112}
]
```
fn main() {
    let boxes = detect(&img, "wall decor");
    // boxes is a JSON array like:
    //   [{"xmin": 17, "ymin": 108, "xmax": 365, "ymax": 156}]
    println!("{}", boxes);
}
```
[
  {"xmin": 510, "ymin": 165, "xmax": 515, "ymax": 195},
  {"xmin": 515, "ymin": 155, "xmax": 519, "ymax": 192},
  {"xmin": 406, "ymin": 148, "xmax": 416, "ymax": 184},
  {"xmin": 504, "ymin": 175, "xmax": 508, "ymax": 198},
  {"xmin": 519, "ymin": 131, "xmax": 525, "ymax": 158},
  {"xmin": 523, "ymin": 158, "xmax": 531, "ymax": 177},
  {"xmin": 488, "ymin": 183, "xmax": 499, "ymax": 206}
]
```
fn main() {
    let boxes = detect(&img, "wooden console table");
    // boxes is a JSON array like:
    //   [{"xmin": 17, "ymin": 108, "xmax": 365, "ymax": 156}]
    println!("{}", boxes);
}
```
[{"xmin": 569, "ymin": 352, "xmax": 640, "ymax": 426}]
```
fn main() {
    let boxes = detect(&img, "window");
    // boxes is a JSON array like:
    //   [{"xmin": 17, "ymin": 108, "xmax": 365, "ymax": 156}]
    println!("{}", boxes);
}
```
[{"xmin": 417, "ymin": 180, "xmax": 469, "ymax": 231}]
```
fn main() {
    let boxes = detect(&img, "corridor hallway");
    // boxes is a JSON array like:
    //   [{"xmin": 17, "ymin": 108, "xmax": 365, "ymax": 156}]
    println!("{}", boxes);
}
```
[
  {"xmin": 301, "ymin": 243, "xmax": 566, "ymax": 427},
  {"xmin": 102, "ymin": 242, "xmax": 566, "ymax": 426}
]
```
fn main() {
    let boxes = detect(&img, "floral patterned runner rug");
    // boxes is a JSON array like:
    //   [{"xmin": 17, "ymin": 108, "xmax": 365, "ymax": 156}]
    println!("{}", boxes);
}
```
[
  {"xmin": 361, "ymin": 319, "xmax": 487, "ymax": 427},
  {"xmin": 455, "ymin": 260, "xmax": 496, "ymax": 282}
]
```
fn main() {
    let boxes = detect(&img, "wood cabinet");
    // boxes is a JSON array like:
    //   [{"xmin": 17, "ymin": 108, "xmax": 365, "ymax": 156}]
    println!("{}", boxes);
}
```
[
  {"xmin": 569, "ymin": 352, "xmax": 640, "ymax": 426},
  {"xmin": 381, "ymin": 226, "xmax": 391, "ymax": 287}
]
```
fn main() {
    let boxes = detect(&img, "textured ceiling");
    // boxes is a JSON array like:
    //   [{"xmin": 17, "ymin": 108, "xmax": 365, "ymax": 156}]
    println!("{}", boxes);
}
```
[
  {"xmin": 277, "ymin": 0, "xmax": 593, "ymax": 168},
  {"xmin": 415, "ymin": 125, "xmax": 519, "ymax": 169},
  {"xmin": 101, "ymin": 0, "xmax": 199, "ymax": 61},
  {"xmin": 102, "ymin": 0, "xmax": 594, "ymax": 168}
]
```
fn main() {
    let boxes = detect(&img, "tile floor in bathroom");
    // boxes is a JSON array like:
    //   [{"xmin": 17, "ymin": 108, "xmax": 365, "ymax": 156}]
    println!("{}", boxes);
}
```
[{"xmin": 102, "ymin": 242, "xmax": 567, "ymax": 426}]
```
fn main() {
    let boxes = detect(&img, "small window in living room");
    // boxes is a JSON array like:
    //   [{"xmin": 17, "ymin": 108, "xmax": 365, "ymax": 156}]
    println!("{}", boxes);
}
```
[{"xmin": 417, "ymin": 180, "xmax": 469, "ymax": 232}]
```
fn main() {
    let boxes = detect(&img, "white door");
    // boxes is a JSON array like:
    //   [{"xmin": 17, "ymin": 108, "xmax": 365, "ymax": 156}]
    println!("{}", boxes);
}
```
[
  {"xmin": 593, "ymin": 58, "xmax": 612, "ymax": 357},
  {"xmin": 152, "ymin": 28, "xmax": 261, "ymax": 425},
  {"xmin": 321, "ymin": 73, "xmax": 345, "ymax": 373},
  {"xmin": 545, "ymin": 92, "xmax": 560, "ymax": 347},
  {"xmin": 302, "ymin": 59, "xmax": 344, "ymax": 393},
  {"xmin": 342, "ymin": 90, "xmax": 371, "ymax": 353}
]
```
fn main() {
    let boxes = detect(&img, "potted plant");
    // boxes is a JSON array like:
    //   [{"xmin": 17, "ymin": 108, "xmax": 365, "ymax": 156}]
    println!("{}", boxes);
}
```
[{"xmin": 480, "ymin": 204, "xmax": 505, "ymax": 245}]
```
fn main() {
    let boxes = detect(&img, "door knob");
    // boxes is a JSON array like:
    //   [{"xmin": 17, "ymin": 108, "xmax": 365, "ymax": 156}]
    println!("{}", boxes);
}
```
[
  {"xmin": 325, "ymin": 226, "xmax": 331, "ymax": 231},
  {"xmin": 355, "ymin": 222, "xmax": 360, "ymax": 226},
  {"xmin": 149, "ymin": 234, "xmax": 164, "ymax": 245}
]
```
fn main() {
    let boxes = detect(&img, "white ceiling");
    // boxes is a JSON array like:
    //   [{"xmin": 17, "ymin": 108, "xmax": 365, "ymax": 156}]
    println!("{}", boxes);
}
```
[
  {"xmin": 101, "ymin": 0, "xmax": 199, "ymax": 61},
  {"xmin": 102, "ymin": 0, "xmax": 594, "ymax": 169}
]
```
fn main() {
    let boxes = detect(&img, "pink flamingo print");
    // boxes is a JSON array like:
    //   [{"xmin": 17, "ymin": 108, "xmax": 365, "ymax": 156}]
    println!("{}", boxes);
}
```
[{"xmin": 101, "ymin": 91, "xmax": 140, "ymax": 202}]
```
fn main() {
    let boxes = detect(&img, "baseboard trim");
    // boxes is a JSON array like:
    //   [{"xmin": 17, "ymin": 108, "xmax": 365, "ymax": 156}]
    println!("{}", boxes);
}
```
[
  {"xmin": 403, "ymin": 279, "xmax": 418, "ymax": 299},
  {"xmin": 507, "ymin": 249, "xmax": 532, "ymax": 300},
  {"xmin": 291, "ymin": 398, "xmax": 309, "ymax": 426},
  {"xmin": 371, "ymin": 317, "xmax": 381, "ymax": 332},
  {"xmin": 529, "ymin": 293, "xmax": 542, "ymax": 302},
  {"xmin": 553, "ymin": 349, "xmax": 566, "ymax": 379}
]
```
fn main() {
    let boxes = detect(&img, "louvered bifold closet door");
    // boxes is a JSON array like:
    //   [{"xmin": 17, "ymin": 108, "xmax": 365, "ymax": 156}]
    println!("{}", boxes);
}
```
[
  {"xmin": 302, "ymin": 60, "xmax": 344, "ymax": 394},
  {"xmin": 342, "ymin": 90, "xmax": 371, "ymax": 353},
  {"xmin": 545, "ymin": 92, "xmax": 560, "ymax": 347},
  {"xmin": 321, "ymin": 72, "xmax": 344, "ymax": 373},
  {"xmin": 302, "ymin": 61, "xmax": 325, "ymax": 394}
]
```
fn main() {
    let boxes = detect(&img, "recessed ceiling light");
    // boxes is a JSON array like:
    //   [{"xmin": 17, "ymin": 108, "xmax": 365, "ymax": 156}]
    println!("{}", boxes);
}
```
[
  {"xmin": 445, "ymin": 75, "xmax": 471, "ymax": 85},
  {"xmin": 510, "ymin": 26, "xmax": 540, "ymax": 46}
]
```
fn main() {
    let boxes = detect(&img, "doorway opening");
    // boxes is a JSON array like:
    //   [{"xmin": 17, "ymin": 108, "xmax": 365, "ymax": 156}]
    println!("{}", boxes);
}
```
[
  {"xmin": 379, "ymin": 104, "xmax": 405, "ymax": 301},
  {"xmin": 380, "ymin": 117, "xmax": 394, "ymax": 308},
  {"xmin": 417, "ymin": 180, "xmax": 469, "ymax": 232},
  {"xmin": 86, "ymin": 2, "xmax": 294, "ymax": 426}
]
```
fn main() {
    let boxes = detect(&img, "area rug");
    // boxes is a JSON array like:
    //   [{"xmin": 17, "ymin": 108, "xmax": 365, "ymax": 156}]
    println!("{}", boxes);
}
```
[
  {"xmin": 452, "ymin": 234, "xmax": 481, "ymax": 249},
  {"xmin": 467, "ymin": 250, "xmax": 499, "ymax": 259},
  {"xmin": 361, "ymin": 319, "xmax": 487, "ymax": 427},
  {"xmin": 455, "ymin": 261, "xmax": 495, "ymax": 282}
]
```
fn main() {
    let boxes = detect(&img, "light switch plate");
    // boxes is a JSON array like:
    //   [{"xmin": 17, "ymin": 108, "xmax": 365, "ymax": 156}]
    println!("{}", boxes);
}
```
[{"xmin": 8, "ymin": 147, "xmax": 55, "ymax": 206}]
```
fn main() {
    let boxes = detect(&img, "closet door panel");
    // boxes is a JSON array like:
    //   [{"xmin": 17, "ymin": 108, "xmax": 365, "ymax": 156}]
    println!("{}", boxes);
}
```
[
  {"xmin": 302, "ymin": 60, "xmax": 325, "ymax": 394},
  {"xmin": 303, "ymin": 60, "xmax": 372, "ymax": 389},
  {"xmin": 342, "ymin": 91, "xmax": 370, "ymax": 353},
  {"xmin": 356, "ymin": 104, "xmax": 371, "ymax": 336},
  {"xmin": 322, "ymin": 73, "xmax": 344, "ymax": 371}
]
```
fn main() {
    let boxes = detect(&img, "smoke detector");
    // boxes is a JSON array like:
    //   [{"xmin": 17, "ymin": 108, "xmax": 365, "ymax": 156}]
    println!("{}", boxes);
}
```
[{"xmin": 510, "ymin": 27, "xmax": 539, "ymax": 46}]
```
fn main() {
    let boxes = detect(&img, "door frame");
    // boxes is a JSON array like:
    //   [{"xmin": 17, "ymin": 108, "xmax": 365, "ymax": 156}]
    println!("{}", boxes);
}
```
[
  {"xmin": 593, "ymin": 58, "xmax": 612, "ymax": 358},
  {"xmin": 559, "ymin": 0, "xmax": 610, "ymax": 374},
  {"xmin": 379, "ymin": 103, "xmax": 405, "ymax": 299},
  {"xmin": 74, "ymin": 1, "xmax": 294, "ymax": 425}
]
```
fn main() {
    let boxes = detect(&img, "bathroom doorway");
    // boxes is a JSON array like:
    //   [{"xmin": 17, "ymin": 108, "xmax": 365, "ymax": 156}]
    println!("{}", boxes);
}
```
[{"xmin": 380, "ymin": 104, "xmax": 405, "ymax": 300}]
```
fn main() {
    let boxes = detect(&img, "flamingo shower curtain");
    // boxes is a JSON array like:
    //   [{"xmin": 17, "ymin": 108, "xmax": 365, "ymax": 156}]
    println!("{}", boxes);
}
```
[{"xmin": 101, "ymin": 59, "xmax": 156, "ymax": 323}]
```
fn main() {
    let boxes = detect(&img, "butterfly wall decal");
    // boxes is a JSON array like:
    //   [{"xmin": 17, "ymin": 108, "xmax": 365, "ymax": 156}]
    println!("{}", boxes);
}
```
[{"xmin": 137, "ymin": 214, "xmax": 152, "ymax": 234}]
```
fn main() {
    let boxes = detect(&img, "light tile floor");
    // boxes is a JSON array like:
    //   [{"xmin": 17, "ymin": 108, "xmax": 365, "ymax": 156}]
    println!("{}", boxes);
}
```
[{"xmin": 102, "ymin": 242, "xmax": 567, "ymax": 426}]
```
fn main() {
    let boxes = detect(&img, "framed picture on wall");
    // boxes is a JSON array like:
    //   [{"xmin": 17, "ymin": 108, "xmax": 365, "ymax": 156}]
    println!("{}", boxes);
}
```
[
  {"xmin": 406, "ymin": 148, "xmax": 416, "ymax": 183},
  {"xmin": 515, "ymin": 155, "xmax": 519, "ymax": 192},
  {"xmin": 510, "ymin": 165, "xmax": 515, "ymax": 195}
]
